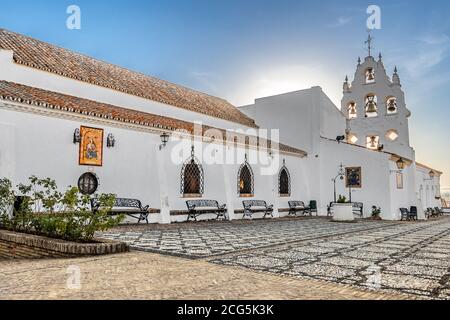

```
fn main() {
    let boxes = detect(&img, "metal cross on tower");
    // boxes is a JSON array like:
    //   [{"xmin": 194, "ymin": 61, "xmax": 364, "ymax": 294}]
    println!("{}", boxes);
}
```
[{"xmin": 365, "ymin": 32, "xmax": 374, "ymax": 57}]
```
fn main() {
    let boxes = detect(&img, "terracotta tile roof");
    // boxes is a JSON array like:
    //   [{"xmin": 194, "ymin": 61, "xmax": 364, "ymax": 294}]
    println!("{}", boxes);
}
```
[
  {"xmin": 0, "ymin": 80, "xmax": 306, "ymax": 157},
  {"xmin": 0, "ymin": 29, "xmax": 257, "ymax": 128}
]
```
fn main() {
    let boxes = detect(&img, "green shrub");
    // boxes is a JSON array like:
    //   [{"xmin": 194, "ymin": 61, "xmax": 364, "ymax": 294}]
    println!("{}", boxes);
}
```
[
  {"xmin": 0, "ymin": 176, "xmax": 125, "ymax": 242},
  {"xmin": 0, "ymin": 178, "xmax": 15, "ymax": 215},
  {"xmin": 337, "ymin": 195, "xmax": 348, "ymax": 203}
]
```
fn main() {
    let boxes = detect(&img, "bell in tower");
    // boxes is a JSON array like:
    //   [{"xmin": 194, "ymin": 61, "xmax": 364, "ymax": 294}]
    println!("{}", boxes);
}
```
[
  {"xmin": 365, "ymin": 94, "xmax": 378, "ymax": 117},
  {"xmin": 387, "ymin": 97, "xmax": 397, "ymax": 113},
  {"xmin": 366, "ymin": 68, "xmax": 375, "ymax": 82}
]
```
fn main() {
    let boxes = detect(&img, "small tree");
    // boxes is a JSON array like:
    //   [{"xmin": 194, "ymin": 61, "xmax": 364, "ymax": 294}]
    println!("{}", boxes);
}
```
[
  {"xmin": 0, "ymin": 178, "xmax": 15, "ymax": 221},
  {"xmin": 1, "ymin": 176, "xmax": 125, "ymax": 242}
]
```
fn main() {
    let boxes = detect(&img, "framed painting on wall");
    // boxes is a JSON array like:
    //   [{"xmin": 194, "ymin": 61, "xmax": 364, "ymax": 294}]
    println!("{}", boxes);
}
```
[
  {"xmin": 79, "ymin": 126, "xmax": 104, "ymax": 166},
  {"xmin": 346, "ymin": 167, "xmax": 362, "ymax": 188}
]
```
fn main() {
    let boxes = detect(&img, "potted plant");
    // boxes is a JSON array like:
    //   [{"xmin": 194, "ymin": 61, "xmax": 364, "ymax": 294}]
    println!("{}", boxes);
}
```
[
  {"xmin": 333, "ymin": 195, "xmax": 354, "ymax": 222},
  {"xmin": 371, "ymin": 206, "xmax": 382, "ymax": 220}
]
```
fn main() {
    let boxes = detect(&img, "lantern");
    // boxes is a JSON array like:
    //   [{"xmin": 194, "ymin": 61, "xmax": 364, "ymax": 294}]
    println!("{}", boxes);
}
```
[
  {"xmin": 396, "ymin": 158, "xmax": 405, "ymax": 170},
  {"xmin": 159, "ymin": 132, "xmax": 170, "ymax": 150}
]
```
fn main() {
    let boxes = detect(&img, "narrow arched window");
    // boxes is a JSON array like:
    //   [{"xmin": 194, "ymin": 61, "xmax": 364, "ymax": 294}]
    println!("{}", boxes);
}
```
[
  {"xmin": 365, "ymin": 94, "xmax": 378, "ymax": 117},
  {"xmin": 181, "ymin": 146, "xmax": 204, "ymax": 196},
  {"xmin": 347, "ymin": 102, "xmax": 357, "ymax": 119},
  {"xmin": 238, "ymin": 156, "xmax": 254, "ymax": 196},
  {"xmin": 279, "ymin": 160, "xmax": 291, "ymax": 197},
  {"xmin": 386, "ymin": 97, "xmax": 398, "ymax": 114}
]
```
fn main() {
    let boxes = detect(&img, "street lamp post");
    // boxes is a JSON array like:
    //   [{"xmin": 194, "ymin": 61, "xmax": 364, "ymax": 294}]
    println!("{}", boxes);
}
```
[{"xmin": 333, "ymin": 164, "xmax": 345, "ymax": 203}]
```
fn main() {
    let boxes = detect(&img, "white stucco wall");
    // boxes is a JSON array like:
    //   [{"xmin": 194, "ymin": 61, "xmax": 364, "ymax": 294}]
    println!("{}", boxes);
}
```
[
  {"xmin": 415, "ymin": 165, "xmax": 442, "ymax": 210},
  {"xmin": 0, "ymin": 103, "xmax": 305, "ymax": 223}
]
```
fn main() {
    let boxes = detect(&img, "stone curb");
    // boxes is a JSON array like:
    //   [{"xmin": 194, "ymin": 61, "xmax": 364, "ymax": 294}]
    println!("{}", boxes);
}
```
[{"xmin": 0, "ymin": 229, "xmax": 129, "ymax": 257}]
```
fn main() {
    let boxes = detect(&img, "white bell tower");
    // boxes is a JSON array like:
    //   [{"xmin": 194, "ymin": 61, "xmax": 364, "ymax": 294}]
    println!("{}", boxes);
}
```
[{"xmin": 341, "ymin": 34, "xmax": 414, "ymax": 160}]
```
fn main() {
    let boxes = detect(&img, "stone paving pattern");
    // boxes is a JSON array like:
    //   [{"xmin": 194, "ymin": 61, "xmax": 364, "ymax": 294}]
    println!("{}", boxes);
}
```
[
  {"xmin": 211, "ymin": 219, "xmax": 450, "ymax": 299},
  {"xmin": 98, "ymin": 218, "xmax": 398, "ymax": 258},
  {"xmin": 1, "ymin": 217, "xmax": 449, "ymax": 300},
  {"xmin": 0, "ymin": 251, "xmax": 413, "ymax": 300}
]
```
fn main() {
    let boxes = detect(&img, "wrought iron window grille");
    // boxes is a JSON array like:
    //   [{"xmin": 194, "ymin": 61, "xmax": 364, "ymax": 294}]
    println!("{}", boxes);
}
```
[{"xmin": 180, "ymin": 146, "xmax": 204, "ymax": 196}]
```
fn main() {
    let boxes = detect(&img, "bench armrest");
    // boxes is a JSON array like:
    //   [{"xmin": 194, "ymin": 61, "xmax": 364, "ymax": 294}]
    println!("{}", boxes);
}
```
[
  {"xmin": 218, "ymin": 204, "xmax": 227, "ymax": 210},
  {"xmin": 267, "ymin": 205, "xmax": 274, "ymax": 210},
  {"xmin": 142, "ymin": 205, "xmax": 150, "ymax": 211}
]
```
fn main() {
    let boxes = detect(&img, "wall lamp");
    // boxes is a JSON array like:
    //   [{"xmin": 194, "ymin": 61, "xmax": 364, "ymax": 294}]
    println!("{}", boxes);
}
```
[
  {"xmin": 73, "ymin": 128, "xmax": 81, "ymax": 144},
  {"xmin": 390, "ymin": 158, "xmax": 405, "ymax": 174},
  {"xmin": 159, "ymin": 132, "xmax": 170, "ymax": 150},
  {"xmin": 423, "ymin": 170, "xmax": 436, "ymax": 181},
  {"xmin": 107, "ymin": 133, "xmax": 116, "ymax": 148}
]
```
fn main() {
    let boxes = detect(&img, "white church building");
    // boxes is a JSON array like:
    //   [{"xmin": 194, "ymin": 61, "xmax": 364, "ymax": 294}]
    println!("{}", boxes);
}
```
[{"xmin": 0, "ymin": 29, "xmax": 443, "ymax": 223}]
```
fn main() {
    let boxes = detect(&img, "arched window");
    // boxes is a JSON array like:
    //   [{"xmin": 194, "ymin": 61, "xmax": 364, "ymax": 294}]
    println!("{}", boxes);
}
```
[
  {"xmin": 365, "ymin": 94, "xmax": 378, "ymax": 117},
  {"xmin": 238, "ymin": 156, "xmax": 254, "ymax": 196},
  {"xmin": 181, "ymin": 146, "xmax": 204, "ymax": 196},
  {"xmin": 386, "ymin": 97, "xmax": 398, "ymax": 114},
  {"xmin": 347, "ymin": 102, "xmax": 357, "ymax": 119},
  {"xmin": 365, "ymin": 67, "xmax": 375, "ymax": 83},
  {"xmin": 366, "ymin": 135, "xmax": 380, "ymax": 150},
  {"xmin": 278, "ymin": 160, "xmax": 291, "ymax": 197}
]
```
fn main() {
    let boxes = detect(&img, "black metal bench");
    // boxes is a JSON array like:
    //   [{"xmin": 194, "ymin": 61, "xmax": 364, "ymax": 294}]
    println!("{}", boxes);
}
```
[
  {"xmin": 400, "ymin": 207, "xmax": 417, "ymax": 221},
  {"xmin": 352, "ymin": 202, "xmax": 364, "ymax": 218},
  {"xmin": 426, "ymin": 207, "xmax": 443, "ymax": 218},
  {"xmin": 91, "ymin": 198, "xmax": 150, "ymax": 224},
  {"xmin": 288, "ymin": 201, "xmax": 311, "ymax": 216},
  {"xmin": 186, "ymin": 200, "xmax": 226, "ymax": 222},
  {"xmin": 242, "ymin": 200, "xmax": 274, "ymax": 219},
  {"xmin": 434, "ymin": 207, "xmax": 444, "ymax": 216}
]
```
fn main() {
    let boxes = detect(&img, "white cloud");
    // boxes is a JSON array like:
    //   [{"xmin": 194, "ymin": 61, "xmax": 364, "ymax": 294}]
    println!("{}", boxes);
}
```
[
  {"xmin": 226, "ymin": 64, "xmax": 342, "ymax": 108},
  {"xmin": 389, "ymin": 33, "xmax": 450, "ymax": 79},
  {"xmin": 418, "ymin": 33, "xmax": 450, "ymax": 45},
  {"xmin": 328, "ymin": 17, "xmax": 351, "ymax": 28},
  {"xmin": 189, "ymin": 71, "xmax": 220, "ymax": 94}
]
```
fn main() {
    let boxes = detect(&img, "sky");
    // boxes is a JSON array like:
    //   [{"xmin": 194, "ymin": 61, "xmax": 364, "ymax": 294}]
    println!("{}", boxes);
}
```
[{"xmin": 0, "ymin": 0, "xmax": 449, "ymax": 188}]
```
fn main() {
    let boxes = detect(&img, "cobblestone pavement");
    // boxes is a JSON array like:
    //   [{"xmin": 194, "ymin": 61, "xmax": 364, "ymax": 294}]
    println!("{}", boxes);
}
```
[
  {"xmin": 210, "ymin": 218, "xmax": 450, "ymax": 300},
  {"xmin": 0, "ymin": 251, "xmax": 413, "ymax": 300},
  {"xmin": 1, "ymin": 217, "xmax": 449, "ymax": 300},
  {"xmin": 98, "ymin": 218, "xmax": 398, "ymax": 258}
]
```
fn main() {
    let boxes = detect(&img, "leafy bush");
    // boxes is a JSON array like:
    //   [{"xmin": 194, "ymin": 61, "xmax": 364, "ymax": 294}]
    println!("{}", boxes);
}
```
[
  {"xmin": 371, "ymin": 206, "xmax": 381, "ymax": 217},
  {"xmin": 337, "ymin": 195, "xmax": 348, "ymax": 203},
  {"xmin": 0, "ymin": 176, "xmax": 124, "ymax": 242},
  {"xmin": 0, "ymin": 178, "xmax": 15, "ymax": 215}
]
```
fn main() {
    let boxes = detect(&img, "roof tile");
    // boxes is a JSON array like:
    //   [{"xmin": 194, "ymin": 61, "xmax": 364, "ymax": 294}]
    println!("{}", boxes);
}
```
[{"xmin": 0, "ymin": 29, "xmax": 257, "ymax": 128}]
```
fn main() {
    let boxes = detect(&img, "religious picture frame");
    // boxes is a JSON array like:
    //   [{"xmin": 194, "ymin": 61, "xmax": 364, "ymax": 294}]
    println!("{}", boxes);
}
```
[
  {"xmin": 346, "ymin": 167, "xmax": 362, "ymax": 188},
  {"xmin": 79, "ymin": 126, "xmax": 104, "ymax": 166}
]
